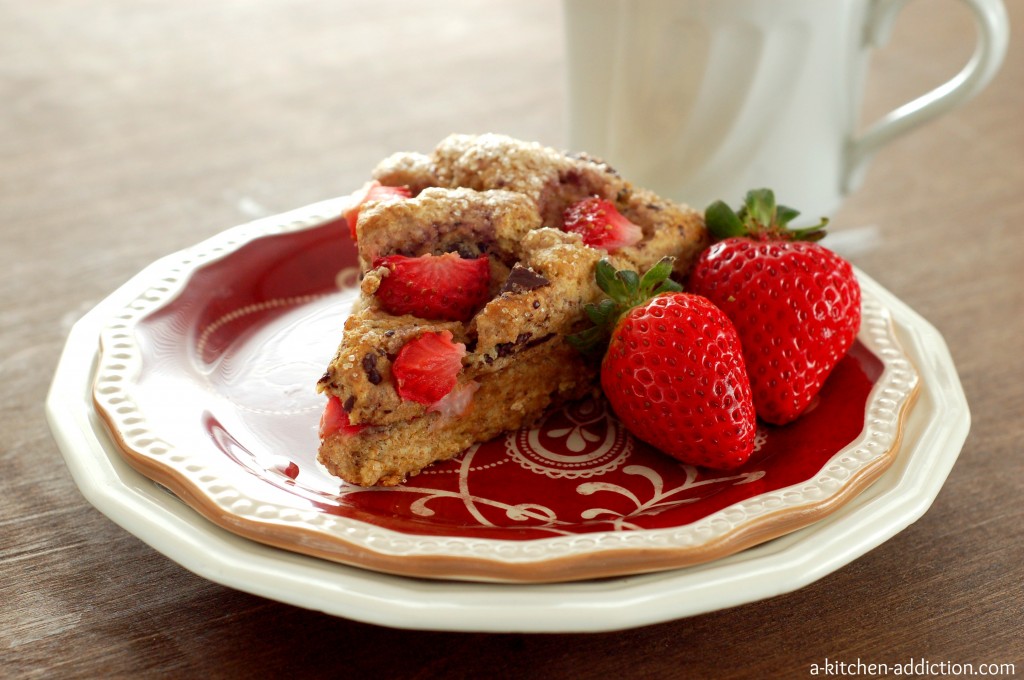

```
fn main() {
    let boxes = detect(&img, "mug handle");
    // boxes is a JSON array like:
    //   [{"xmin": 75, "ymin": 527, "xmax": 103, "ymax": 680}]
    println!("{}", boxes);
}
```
[{"xmin": 843, "ymin": 0, "xmax": 1009, "ymax": 193}]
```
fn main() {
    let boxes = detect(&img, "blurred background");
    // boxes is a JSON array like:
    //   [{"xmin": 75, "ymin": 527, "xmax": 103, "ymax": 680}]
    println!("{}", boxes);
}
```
[{"xmin": 2, "ymin": 1, "xmax": 1013, "ymax": 266}]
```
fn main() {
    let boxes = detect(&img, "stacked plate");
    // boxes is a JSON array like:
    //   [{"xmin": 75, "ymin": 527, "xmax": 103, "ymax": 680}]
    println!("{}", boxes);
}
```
[{"xmin": 47, "ymin": 198, "xmax": 969, "ymax": 632}]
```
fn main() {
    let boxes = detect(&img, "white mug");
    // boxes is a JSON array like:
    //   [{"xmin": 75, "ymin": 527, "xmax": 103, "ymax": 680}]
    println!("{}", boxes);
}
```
[{"xmin": 564, "ymin": 0, "xmax": 1009, "ymax": 219}]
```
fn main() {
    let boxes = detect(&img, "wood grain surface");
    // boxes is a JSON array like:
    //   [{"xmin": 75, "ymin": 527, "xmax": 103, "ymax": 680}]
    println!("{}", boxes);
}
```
[{"xmin": 3, "ymin": 1, "xmax": 1022, "ymax": 677}]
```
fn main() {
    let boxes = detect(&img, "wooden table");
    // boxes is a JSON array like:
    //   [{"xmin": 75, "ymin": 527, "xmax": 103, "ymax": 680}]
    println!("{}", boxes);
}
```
[{"xmin": 4, "ymin": 1, "xmax": 1022, "ymax": 676}]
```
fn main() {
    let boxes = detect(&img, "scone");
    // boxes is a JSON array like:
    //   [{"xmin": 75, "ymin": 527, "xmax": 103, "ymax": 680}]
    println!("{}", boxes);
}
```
[{"xmin": 316, "ymin": 133, "xmax": 709, "ymax": 486}]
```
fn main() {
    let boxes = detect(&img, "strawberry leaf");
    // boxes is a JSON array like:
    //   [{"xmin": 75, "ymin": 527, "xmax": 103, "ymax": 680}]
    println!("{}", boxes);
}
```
[
  {"xmin": 653, "ymin": 278, "xmax": 684, "ymax": 296},
  {"xmin": 705, "ymin": 200, "xmax": 745, "ymax": 240},
  {"xmin": 789, "ymin": 220, "xmax": 830, "ymax": 241},
  {"xmin": 566, "ymin": 324, "xmax": 610, "ymax": 355},
  {"xmin": 615, "ymin": 269, "xmax": 640, "ymax": 296},
  {"xmin": 745, "ymin": 189, "xmax": 776, "ymax": 226},
  {"xmin": 776, "ymin": 204, "xmax": 801, "ymax": 226},
  {"xmin": 585, "ymin": 299, "xmax": 618, "ymax": 326},
  {"xmin": 706, "ymin": 188, "xmax": 831, "ymax": 243},
  {"xmin": 595, "ymin": 259, "xmax": 625, "ymax": 301},
  {"xmin": 639, "ymin": 256, "xmax": 675, "ymax": 294}
]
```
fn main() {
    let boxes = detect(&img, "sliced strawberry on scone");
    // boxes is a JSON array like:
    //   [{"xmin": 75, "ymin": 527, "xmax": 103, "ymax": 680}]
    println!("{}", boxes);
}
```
[
  {"xmin": 392, "ymin": 330, "xmax": 467, "ymax": 404},
  {"xmin": 373, "ymin": 252, "xmax": 491, "ymax": 322},
  {"xmin": 561, "ymin": 197, "xmax": 643, "ymax": 252},
  {"xmin": 319, "ymin": 395, "xmax": 367, "ymax": 439},
  {"xmin": 428, "ymin": 380, "xmax": 480, "ymax": 418},
  {"xmin": 345, "ymin": 180, "xmax": 411, "ymax": 241}
]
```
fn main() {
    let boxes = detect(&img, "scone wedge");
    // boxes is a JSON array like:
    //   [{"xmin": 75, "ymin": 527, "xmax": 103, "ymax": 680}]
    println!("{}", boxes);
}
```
[{"xmin": 316, "ymin": 134, "xmax": 708, "ymax": 486}]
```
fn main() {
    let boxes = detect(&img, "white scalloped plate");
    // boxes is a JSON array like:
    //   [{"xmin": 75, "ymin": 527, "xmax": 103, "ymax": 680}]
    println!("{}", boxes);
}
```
[{"xmin": 48, "ymin": 199, "xmax": 968, "ymax": 628}]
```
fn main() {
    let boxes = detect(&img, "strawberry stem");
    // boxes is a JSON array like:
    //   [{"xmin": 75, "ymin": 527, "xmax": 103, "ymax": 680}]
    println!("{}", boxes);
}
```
[
  {"xmin": 568, "ymin": 257, "xmax": 681, "ymax": 354},
  {"xmin": 706, "ymin": 188, "xmax": 829, "ymax": 242}
]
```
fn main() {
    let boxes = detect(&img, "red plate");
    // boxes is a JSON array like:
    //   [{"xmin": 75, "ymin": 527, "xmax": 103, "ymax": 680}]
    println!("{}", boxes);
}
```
[{"xmin": 93, "ymin": 203, "xmax": 919, "ymax": 582}]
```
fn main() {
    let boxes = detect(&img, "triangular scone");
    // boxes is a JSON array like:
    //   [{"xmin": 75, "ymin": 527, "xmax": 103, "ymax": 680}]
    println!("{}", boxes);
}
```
[{"xmin": 316, "ymin": 134, "xmax": 709, "ymax": 487}]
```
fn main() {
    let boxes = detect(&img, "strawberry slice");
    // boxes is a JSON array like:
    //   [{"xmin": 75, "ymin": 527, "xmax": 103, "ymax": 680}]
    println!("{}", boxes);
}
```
[
  {"xmin": 392, "ymin": 331, "xmax": 466, "ymax": 404},
  {"xmin": 373, "ymin": 252, "xmax": 491, "ymax": 322},
  {"xmin": 344, "ymin": 180, "xmax": 411, "ymax": 241},
  {"xmin": 561, "ymin": 197, "xmax": 643, "ymax": 252},
  {"xmin": 319, "ymin": 395, "xmax": 366, "ymax": 438},
  {"xmin": 428, "ymin": 380, "xmax": 480, "ymax": 418}
]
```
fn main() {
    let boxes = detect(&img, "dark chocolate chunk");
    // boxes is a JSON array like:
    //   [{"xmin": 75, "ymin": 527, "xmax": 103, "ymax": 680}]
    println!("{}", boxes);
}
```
[
  {"xmin": 453, "ymin": 242, "xmax": 478, "ymax": 259},
  {"xmin": 561, "ymin": 169, "xmax": 582, "ymax": 186},
  {"xmin": 523, "ymin": 332, "xmax": 555, "ymax": 350},
  {"xmin": 361, "ymin": 352, "xmax": 383, "ymax": 385},
  {"xmin": 494, "ymin": 332, "xmax": 534, "ymax": 359},
  {"xmin": 500, "ymin": 264, "xmax": 550, "ymax": 294},
  {"xmin": 342, "ymin": 395, "xmax": 356, "ymax": 412}
]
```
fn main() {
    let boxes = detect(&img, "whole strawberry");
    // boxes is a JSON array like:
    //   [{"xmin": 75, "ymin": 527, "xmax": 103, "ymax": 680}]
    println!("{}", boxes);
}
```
[
  {"xmin": 571, "ymin": 259, "xmax": 757, "ymax": 470},
  {"xmin": 689, "ymin": 189, "xmax": 861, "ymax": 425}
]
